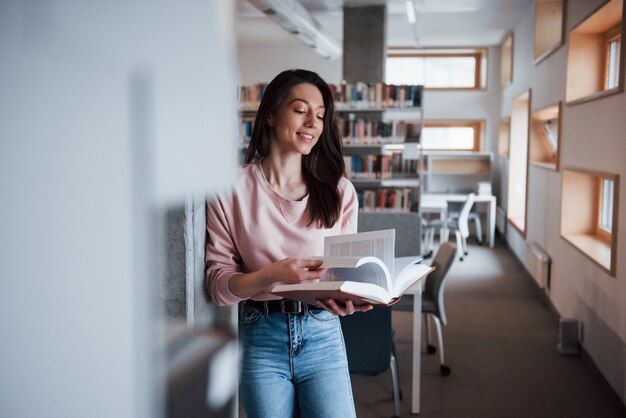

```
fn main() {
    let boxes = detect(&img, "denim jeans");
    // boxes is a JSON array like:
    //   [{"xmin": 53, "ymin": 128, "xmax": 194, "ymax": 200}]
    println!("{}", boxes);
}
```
[{"xmin": 238, "ymin": 301, "xmax": 357, "ymax": 418}]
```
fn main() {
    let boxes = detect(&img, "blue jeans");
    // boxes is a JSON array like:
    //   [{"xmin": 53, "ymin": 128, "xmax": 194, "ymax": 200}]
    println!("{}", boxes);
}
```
[{"xmin": 238, "ymin": 301, "xmax": 356, "ymax": 418}]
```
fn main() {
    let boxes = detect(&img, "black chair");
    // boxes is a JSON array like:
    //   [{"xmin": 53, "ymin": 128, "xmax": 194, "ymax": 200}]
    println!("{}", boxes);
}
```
[
  {"xmin": 422, "ymin": 242, "xmax": 457, "ymax": 376},
  {"xmin": 338, "ymin": 213, "xmax": 422, "ymax": 418},
  {"xmin": 340, "ymin": 307, "xmax": 401, "ymax": 418}
]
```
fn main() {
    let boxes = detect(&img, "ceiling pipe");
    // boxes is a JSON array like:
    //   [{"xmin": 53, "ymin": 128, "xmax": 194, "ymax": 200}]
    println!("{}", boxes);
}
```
[{"xmin": 248, "ymin": 0, "xmax": 342, "ymax": 60}]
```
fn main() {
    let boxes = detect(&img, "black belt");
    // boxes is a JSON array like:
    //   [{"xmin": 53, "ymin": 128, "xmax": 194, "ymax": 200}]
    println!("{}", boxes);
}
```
[{"xmin": 247, "ymin": 299, "xmax": 320, "ymax": 314}]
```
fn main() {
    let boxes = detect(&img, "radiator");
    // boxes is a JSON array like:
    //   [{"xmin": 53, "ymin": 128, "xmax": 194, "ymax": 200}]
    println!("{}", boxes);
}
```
[
  {"xmin": 496, "ymin": 206, "xmax": 507, "ymax": 235},
  {"xmin": 524, "ymin": 240, "xmax": 551, "ymax": 289}
]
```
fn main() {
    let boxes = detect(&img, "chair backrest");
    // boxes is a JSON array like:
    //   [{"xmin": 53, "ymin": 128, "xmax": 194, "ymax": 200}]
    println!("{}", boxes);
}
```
[
  {"xmin": 341, "ymin": 213, "xmax": 422, "ymax": 374},
  {"xmin": 423, "ymin": 242, "xmax": 457, "ymax": 326},
  {"xmin": 457, "ymin": 193, "xmax": 476, "ymax": 238},
  {"xmin": 357, "ymin": 212, "xmax": 421, "ymax": 257}
]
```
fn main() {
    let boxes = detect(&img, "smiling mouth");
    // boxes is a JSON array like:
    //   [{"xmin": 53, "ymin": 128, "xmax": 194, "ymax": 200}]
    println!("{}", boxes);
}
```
[{"xmin": 297, "ymin": 132, "xmax": 315, "ymax": 141}]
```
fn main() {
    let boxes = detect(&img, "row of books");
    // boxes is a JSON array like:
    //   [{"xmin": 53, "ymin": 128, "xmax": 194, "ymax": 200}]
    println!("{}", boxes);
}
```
[
  {"xmin": 331, "ymin": 82, "xmax": 423, "ymax": 109},
  {"xmin": 238, "ymin": 82, "xmax": 423, "ymax": 109},
  {"xmin": 338, "ymin": 117, "xmax": 421, "ymax": 145},
  {"xmin": 358, "ymin": 188, "xmax": 419, "ymax": 213},
  {"xmin": 344, "ymin": 155, "xmax": 421, "ymax": 179},
  {"xmin": 240, "ymin": 117, "xmax": 422, "ymax": 146}
]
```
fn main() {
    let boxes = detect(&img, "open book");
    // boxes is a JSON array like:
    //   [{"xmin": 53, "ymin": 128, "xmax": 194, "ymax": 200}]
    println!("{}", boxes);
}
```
[{"xmin": 271, "ymin": 229, "xmax": 434, "ymax": 306}]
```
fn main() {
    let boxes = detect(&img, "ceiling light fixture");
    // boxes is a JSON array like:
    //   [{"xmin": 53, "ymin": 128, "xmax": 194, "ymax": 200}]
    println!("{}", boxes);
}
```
[
  {"xmin": 406, "ymin": 0, "xmax": 422, "ymax": 48},
  {"xmin": 248, "ymin": 0, "xmax": 342, "ymax": 60},
  {"xmin": 405, "ymin": 0, "xmax": 416, "ymax": 24}
]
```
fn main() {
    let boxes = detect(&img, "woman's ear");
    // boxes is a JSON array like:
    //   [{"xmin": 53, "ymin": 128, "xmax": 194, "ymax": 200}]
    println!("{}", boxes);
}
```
[{"xmin": 267, "ymin": 115, "xmax": 274, "ymax": 127}]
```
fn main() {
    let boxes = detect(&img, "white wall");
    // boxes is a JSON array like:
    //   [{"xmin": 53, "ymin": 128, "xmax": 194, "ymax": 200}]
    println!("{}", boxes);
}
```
[
  {"xmin": 236, "ymin": 43, "xmax": 343, "ymax": 85},
  {"xmin": 0, "ymin": 1, "xmax": 238, "ymax": 417},
  {"xmin": 498, "ymin": 0, "xmax": 626, "ymax": 403}
]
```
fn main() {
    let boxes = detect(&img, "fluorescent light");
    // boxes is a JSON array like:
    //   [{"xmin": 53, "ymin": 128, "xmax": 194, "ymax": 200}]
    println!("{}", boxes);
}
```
[{"xmin": 405, "ymin": 0, "xmax": 416, "ymax": 23}]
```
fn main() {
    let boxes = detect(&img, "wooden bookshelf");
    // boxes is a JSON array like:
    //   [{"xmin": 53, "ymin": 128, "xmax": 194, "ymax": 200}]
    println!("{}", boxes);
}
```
[
  {"xmin": 421, "ymin": 151, "xmax": 492, "ymax": 194},
  {"xmin": 561, "ymin": 167, "xmax": 619, "ymax": 276}
]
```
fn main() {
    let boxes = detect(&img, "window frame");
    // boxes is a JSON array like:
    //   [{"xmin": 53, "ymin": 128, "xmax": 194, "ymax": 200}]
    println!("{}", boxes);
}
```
[
  {"xmin": 597, "ymin": 178, "xmax": 614, "ymax": 243},
  {"xmin": 386, "ymin": 48, "xmax": 487, "ymax": 91},
  {"xmin": 605, "ymin": 25, "xmax": 622, "ymax": 89},
  {"xmin": 421, "ymin": 120, "xmax": 484, "ymax": 152}
]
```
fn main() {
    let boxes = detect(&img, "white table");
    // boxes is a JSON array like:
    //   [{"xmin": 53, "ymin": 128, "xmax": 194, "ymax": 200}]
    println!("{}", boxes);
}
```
[
  {"xmin": 421, "ymin": 193, "xmax": 497, "ymax": 248},
  {"xmin": 409, "ymin": 284, "xmax": 423, "ymax": 414},
  {"xmin": 395, "ymin": 258, "xmax": 426, "ymax": 414},
  {"xmin": 419, "ymin": 198, "xmax": 449, "ymax": 246}
]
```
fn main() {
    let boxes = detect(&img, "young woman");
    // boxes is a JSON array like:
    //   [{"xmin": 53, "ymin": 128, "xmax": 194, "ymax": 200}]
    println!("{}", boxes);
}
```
[{"xmin": 205, "ymin": 69, "xmax": 372, "ymax": 418}]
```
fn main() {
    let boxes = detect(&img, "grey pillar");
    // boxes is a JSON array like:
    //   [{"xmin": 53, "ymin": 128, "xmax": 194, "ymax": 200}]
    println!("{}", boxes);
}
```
[{"xmin": 343, "ymin": 5, "xmax": 387, "ymax": 83}]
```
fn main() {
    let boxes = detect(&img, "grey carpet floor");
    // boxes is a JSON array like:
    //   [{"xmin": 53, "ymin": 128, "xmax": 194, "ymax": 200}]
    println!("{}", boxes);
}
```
[{"xmin": 350, "ymin": 239, "xmax": 626, "ymax": 418}]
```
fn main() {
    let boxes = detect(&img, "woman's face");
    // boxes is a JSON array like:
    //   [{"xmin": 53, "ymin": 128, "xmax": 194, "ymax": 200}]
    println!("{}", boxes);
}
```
[{"xmin": 267, "ymin": 83, "xmax": 325, "ymax": 156}]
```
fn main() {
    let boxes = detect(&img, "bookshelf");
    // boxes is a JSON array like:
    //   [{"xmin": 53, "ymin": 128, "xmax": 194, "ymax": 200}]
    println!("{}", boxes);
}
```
[
  {"xmin": 334, "ymin": 82, "xmax": 424, "ymax": 213},
  {"xmin": 239, "ymin": 83, "xmax": 424, "ymax": 213},
  {"xmin": 421, "ymin": 151, "xmax": 493, "ymax": 194},
  {"xmin": 238, "ymin": 82, "xmax": 425, "ymax": 214}
]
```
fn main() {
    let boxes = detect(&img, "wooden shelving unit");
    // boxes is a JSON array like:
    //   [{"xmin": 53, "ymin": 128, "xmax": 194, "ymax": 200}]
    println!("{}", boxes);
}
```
[{"xmin": 421, "ymin": 151, "xmax": 492, "ymax": 194}]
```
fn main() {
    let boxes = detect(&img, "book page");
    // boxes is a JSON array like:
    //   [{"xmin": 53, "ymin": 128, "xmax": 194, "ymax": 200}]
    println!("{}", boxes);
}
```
[
  {"xmin": 321, "ymin": 263, "xmax": 389, "ymax": 291},
  {"xmin": 324, "ymin": 229, "xmax": 396, "ymax": 277}
]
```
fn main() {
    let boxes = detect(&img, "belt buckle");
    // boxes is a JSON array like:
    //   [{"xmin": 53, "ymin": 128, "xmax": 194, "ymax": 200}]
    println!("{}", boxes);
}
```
[{"xmin": 280, "ymin": 300, "xmax": 302, "ymax": 314}]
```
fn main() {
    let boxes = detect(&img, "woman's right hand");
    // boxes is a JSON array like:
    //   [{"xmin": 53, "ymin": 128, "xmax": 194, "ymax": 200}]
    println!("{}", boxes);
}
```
[
  {"xmin": 228, "ymin": 257, "xmax": 325, "ymax": 299},
  {"xmin": 261, "ymin": 257, "xmax": 325, "ymax": 286}
]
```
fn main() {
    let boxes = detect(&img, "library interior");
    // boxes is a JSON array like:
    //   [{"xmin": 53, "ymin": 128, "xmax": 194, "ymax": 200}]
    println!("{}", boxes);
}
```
[{"xmin": 2, "ymin": 1, "xmax": 626, "ymax": 417}]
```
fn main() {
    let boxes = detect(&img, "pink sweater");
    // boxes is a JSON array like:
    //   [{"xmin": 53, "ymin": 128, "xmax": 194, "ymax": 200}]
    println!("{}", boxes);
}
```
[{"xmin": 205, "ymin": 162, "xmax": 358, "ymax": 306}]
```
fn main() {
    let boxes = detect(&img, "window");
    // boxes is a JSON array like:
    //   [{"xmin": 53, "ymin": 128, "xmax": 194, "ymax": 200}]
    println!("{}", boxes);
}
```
[
  {"xmin": 561, "ymin": 168, "xmax": 619, "ymax": 276},
  {"xmin": 566, "ymin": 0, "xmax": 624, "ymax": 104},
  {"xmin": 606, "ymin": 29, "xmax": 621, "ymax": 89},
  {"xmin": 529, "ymin": 103, "xmax": 561, "ymax": 170},
  {"xmin": 542, "ymin": 120, "xmax": 559, "ymax": 150},
  {"xmin": 386, "ymin": 48, "xmax": 486, "ymax": 89},
  {"xmin": 599, "ymin": 179, "xmax": 614, "ymax": 232},
  {"xmin": 421, "ymin": 121, "xmax": 482, "ymax": 151},
  {"xmin": 507, "ymin": 90, "xmax": 531, "ymax": 235}
]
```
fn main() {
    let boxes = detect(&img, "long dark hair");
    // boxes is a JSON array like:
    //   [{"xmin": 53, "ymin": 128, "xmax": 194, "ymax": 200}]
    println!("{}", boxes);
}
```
[{"xmin": 245, "ymin": 69, "xmax": 345, "ymax": 229}]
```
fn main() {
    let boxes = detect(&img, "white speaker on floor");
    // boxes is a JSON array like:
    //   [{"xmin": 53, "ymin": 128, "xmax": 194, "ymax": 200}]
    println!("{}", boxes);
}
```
[{"xmin": 557, "ymin": 318, "xmax": 581, "ymax": 355}]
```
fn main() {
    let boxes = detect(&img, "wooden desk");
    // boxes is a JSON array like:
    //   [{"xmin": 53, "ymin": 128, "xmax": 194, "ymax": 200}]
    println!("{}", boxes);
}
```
[{"xmin": 422, "ymin": 193, "xmax": 497, "ymax": 248}]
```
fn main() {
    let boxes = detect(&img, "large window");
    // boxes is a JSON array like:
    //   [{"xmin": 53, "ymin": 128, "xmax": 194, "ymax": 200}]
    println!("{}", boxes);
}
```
[
  {"xmin": 507, "ymin": 90, "xmax": 531, "ymax": 235},
  {"xmin": 421, "ymin": 121, "xmax": 482, "ymax": 151},
  {"xmin": 386, "ymin": 48, "xmax": 487, "ymax": 89}
]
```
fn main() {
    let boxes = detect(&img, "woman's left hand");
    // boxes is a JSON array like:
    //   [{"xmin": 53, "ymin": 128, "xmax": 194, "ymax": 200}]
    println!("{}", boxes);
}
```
[{"xmin": 315, "ymin": 299, "xmax": 373, "ymax": 316}]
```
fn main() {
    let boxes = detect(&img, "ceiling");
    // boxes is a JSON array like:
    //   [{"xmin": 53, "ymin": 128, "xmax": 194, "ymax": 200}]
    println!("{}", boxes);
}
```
[{"xmin": 235, "ymin": 0, "xmax": 533, "ymax": 49}]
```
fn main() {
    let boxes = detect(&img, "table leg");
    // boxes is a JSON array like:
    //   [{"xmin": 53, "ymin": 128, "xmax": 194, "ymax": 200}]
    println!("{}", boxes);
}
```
[
  {"xmin": 412, "ymin": 290, "xmax": 422, "ymax": 414},
  {"xmin": 488, "ymin": 197, "xmax": 496, "ymax": 248}
]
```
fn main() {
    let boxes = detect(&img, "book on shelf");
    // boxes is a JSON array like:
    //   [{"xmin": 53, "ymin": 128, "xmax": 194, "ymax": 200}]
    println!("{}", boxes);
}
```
[
  {"xmin": 271, "ymin": 229, "xmax": 434, "ymax": 306},
  {"xmin": 330, "ymin": 82, "xmax": 423, "ymax": 109},
  {"xmin": 238, "ymin": 82, "xmax": 423, "ymax": 111}
]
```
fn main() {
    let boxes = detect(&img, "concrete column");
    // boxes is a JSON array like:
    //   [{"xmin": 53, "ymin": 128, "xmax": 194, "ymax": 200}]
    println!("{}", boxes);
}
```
[{"xmin": 342, "ymin": 5, "xmax": 387, "ymax": 83}]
